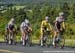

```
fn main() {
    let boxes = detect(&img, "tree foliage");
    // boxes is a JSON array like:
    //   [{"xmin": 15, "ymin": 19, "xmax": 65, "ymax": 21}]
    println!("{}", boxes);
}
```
[{"xmin": 0, "ymin": 2, "xmax": 75, "ymax": 39}]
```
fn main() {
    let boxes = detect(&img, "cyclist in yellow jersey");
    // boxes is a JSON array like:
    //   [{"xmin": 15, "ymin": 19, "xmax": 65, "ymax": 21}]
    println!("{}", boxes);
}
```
[{"xmin": 40, "ymin": 16, "xmax": 52, "ymax": 47}]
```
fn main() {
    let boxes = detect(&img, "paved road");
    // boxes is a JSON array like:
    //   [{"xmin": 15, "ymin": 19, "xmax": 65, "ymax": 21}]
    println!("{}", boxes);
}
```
[{"xmin": 0, "ymin": 43, "xmax": 75, "ymax": 53}]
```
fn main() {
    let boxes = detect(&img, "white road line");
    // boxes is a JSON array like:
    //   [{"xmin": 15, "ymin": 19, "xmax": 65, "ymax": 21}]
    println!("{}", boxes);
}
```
[
  {"xmin": 43, "ymin": 51, "xmax": 75, "ymax": 53},
  {"xmin": 0, "ymin": 49, "xmax": 22, "ymax": 53}
]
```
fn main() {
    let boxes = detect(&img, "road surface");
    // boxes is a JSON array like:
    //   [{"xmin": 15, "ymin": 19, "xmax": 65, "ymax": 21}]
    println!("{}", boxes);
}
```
[{"xmin": 0, "ymin": 43, "xmax": 75, "ymax": 53}]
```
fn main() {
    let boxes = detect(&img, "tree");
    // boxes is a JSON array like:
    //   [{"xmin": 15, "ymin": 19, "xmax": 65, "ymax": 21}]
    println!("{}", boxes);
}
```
[{"xmin": 62, "ymin": 2, "xmax": 70, "ymax": 18}]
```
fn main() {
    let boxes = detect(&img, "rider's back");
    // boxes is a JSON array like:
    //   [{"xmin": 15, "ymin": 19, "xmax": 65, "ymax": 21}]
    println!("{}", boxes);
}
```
[{"xmin": 54, "ymin": 17, "xmax": 65, "ymax": 31}]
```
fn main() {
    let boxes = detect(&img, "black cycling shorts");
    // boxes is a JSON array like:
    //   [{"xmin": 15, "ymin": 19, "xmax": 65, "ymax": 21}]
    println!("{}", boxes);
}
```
[
  {"xmin": 9, "ymin": 25, "xmax": 14, "ymax": 30},
  {"xmin": 55, "ymin": 21, "xmax": 61, "ymax": 31}
]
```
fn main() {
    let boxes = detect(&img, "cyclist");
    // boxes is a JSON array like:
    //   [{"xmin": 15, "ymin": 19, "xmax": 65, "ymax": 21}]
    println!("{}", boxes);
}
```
[
  {"xmin": 20, "ymin": 19, "xmax": 32, "ymax": 46},
  {"xmin": 53, "ymin": 12, "xmax": 65, "ymax": 48},
  {"xmin": 7, "ymin": 18, "xmax": 17, "ymax": 45},
  {"xmin": 40, "ymin": 16, "xmax": 52, "ymax": 47}
]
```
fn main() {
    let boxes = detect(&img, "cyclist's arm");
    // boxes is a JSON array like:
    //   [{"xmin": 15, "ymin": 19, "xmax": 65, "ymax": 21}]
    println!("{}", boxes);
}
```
[
  {"xmin": 48, "ymin": 23, "xmax": 52, "ymax": 31},
  {"xmin": 7, "ymin": 24, "xmax": 10, "ymax": 31},
  {"xmin": 28, "ymin": 23, "xmax": 32, "ymax": 31},
  {"xmin": 28, "ymin": 26, "xmax": 32, "ymax": 32},
  {"xmin": 62, "ymin": 22, "xmax": 65, "ymax": 30}
]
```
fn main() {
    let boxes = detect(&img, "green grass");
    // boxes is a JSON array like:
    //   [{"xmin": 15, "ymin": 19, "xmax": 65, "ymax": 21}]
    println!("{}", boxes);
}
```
[
  {"xmin": 65, "ymin": 39, "xmax": 75, "ymax": 47},
  {"xmin": 0, "ymin": 36, "xmax": 4, "ymax": 42},
  {"xmin": 0, "ymin": 35, "xmax": 75, "ymax": 47}
]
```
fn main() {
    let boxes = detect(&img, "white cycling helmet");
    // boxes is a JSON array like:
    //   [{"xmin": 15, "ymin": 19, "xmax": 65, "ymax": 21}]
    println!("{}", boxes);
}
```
[
  {"xmin": 11, "ymin": 18, "xmax": 15, "ymax": 22},
  {"xmin": 59, "ymin": 12, "xmax": 64, "ymax": 16},
  {"xmin": 24, "ymin": 19, "xmax": 29, "ymax": 24},
  {"xmin": 45, "ymin": 16, "xmax": 49, "ymax": 20}
]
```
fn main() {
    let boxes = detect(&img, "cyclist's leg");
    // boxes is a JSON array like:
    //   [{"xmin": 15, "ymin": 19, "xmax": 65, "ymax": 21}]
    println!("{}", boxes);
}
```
[
  {"xmin": 8, "ymin": 26, "xmax": 14, "ymax": 44},
  {"xmin": 53, "ymin": 31, "xmax": 56, "ymax": 46},
  {"xmin": 22, "ymin": 30, "xmax": 27, "ymax": 46},
  {"xmin": 45, "ymin": 31, "xmax": 50, "ymax": 47},
  {"xmin": 27, "ymin": 34, "xmax": 30, "ymax": 45},
  {"xmin": 28, "ymin": 34, "xmax": 32, "ymax": 46},
  {"xmin": 40, "ymin": 35, "xmax": 44, "ymax": 46},
  {"xmin": 43, "ymin": 36, "xmax": 46, "ymax": 46},
  {"xmin": 53, "ymin": 31, "xmax": 58, "ymax": 47},
  {"xmin": 44, "ymin": 35, "xmax": 48, "ymax": 47},
  {"xmin": 20, "ymin": 30, "xmax": 23, "ymax": 42},
  {"xmin": 11, "ymin": 31, "xmax": 15, "ymax": 44},
  {"xmin": 20, "ymin": 28, "xmax": 24, "ymax": 45},
  {"xmin": 59, "ymin": 31, "xmax": 65, "ymax": 48},
  {"xmin": 54, "ymin": 32, "xmax": 61, "ymax": 47},
  {"xmin": 41, "ymin": 35, "xmax": 47, "ymax": 47},
  {"xmin": 22, "ymin": 31, "xmax": 25, "ymax": 45},
  {"xmin": 5, "ymin": 29, "xmax": 9, "ymax": 43},
  {"xmin": 27, "ymin": 29, "xmax": 32, "ymax": 46},
  {"xmin": 26, "ymin": 33, "xmax": 31, "ymax": 46},
  {"xmin": 11, "ymin": 31, "xmax": 14, "ymax": 44},
  {"xmin": 8, "ymin": 31, "xmax": 12, "ymax": 44}
]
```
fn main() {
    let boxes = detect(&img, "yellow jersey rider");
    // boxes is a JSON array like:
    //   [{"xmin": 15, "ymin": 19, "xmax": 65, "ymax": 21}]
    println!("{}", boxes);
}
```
[{"xmin": 40, "ymin": 16, "xmax": 52, "ymax": 47}]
